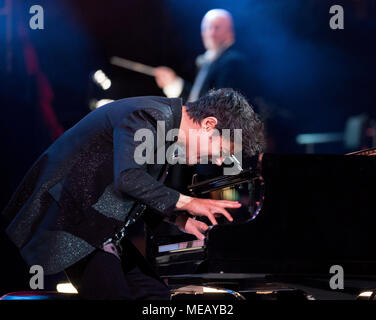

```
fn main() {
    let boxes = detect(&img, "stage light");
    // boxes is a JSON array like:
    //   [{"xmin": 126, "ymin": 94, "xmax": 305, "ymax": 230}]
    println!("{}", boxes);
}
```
[
  {"xmin": 102, "ymin": 79, "xmax": 111, "ymax": 90},
  {"xmin": 93, "ymin": 70, "xmax": 105, "ymax": 83},
  {"xmin": 202, "ymin": 287, "xmax": 228, "ymax": 294},
  {"xmin": 92, "ymin": 69, "xmax": 112, "ymax": 90},
  {"xmin": 56, "ymin": 282, "xmax": 78, "ymax": 294},
  {"xmin": 171, "ymin": 286, "xmax": 246, "ymax": 300},
  {"xmin": 96, "ymin": 99, "xmax": 114, "ymax": 108},
  {"xmin": 358, "ymin": 291, "xmax": 373, "ymax": 298}
]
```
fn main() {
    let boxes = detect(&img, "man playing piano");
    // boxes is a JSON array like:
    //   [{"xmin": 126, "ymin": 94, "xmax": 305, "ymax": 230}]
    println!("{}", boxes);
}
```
[{"xmin": 2, "ymin": 88, "xmax": 264, "ymax": 300}]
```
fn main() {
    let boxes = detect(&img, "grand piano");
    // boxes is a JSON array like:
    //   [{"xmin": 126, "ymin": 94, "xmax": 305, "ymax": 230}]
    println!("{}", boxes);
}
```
[{"xmin": 147, "ymin": 149, "xmax": 376, "ymax": 300}]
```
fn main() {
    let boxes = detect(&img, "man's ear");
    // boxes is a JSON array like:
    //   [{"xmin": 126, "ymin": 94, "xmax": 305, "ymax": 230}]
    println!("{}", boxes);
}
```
[{"xmin": 201, "ymin": 117, "xmax": 218, "ymax": 131}]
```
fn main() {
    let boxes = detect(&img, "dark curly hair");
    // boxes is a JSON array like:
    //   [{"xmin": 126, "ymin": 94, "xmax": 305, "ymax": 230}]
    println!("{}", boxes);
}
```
[{"xmin": 185, "ymin": 88, "xmax": 265, "ymax": 157}]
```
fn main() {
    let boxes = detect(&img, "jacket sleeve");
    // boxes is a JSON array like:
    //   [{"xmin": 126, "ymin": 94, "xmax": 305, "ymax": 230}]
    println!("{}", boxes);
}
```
[
  {"xmin": 113, "ymin": 108, "xmax": 180, "ymax": 216},
  {"xmin": 180, "ymin": 81, "xmax": 192, "ymax": 103}
]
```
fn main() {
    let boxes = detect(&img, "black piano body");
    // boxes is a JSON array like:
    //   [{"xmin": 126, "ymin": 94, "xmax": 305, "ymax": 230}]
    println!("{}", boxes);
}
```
[{"xmin": 148, "ymin": 151, "xmax": 376, "ymax": 299}]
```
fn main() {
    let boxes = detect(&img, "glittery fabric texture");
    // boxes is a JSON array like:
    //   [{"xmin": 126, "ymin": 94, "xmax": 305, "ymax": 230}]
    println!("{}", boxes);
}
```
[{"xmin": 2, "ymin": 96, "xmax": 182, "ymax": 274}]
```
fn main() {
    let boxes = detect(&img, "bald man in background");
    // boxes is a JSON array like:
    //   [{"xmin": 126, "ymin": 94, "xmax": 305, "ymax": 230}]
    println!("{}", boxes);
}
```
[{"xmin": 154, "ymin": 9, "xmax": 255, "ymax": 103}]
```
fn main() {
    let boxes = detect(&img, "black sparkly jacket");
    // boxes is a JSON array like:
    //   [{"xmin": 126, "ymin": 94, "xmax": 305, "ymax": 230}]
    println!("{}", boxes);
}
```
[{"xmin": 2, "ymin": 96, "xmax": 182, "ymax": 274}]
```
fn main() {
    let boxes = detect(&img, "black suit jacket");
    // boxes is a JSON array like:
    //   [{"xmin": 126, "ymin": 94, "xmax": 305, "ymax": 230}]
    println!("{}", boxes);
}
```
[
  {"xmin": 2, "ymin": 96, "xmax": 182, "ymax": 274},
  {"xmin": 181, "ymin": 45, "xmax": 254, "ymax": 102}
]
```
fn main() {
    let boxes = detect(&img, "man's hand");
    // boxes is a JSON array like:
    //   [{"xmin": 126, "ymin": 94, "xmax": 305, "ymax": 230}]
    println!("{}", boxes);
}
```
[
  {"xmin": 154, "ymin": 66, "xmax": 178, "ymax": 89},
  {"xmin": 175, "ymin": 215, "xmax": 209, "ymax": 240},
  {"xmin": 175, "ymin": 194, "xmax": 241, "ymax": 226}
]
